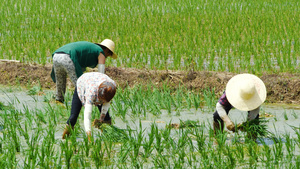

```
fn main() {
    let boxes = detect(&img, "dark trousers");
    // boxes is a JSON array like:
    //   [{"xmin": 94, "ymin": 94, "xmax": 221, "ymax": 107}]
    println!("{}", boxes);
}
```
[{"xmin": 66, "ymin": 88, "xmax": 111, "ymax": 127}]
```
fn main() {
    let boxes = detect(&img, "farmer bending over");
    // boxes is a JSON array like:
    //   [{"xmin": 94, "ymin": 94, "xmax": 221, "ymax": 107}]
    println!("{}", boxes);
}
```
[
  {"xmin": 213, "ymin": 73, "xmax": 267, "ymax": 135},
  {"xmin": 50, "ymin": 39, "xmax": 117, "ymax": 103},
  {"xmin": 62, "ymin": 72, "xmax": 117, "ymax": 141}
]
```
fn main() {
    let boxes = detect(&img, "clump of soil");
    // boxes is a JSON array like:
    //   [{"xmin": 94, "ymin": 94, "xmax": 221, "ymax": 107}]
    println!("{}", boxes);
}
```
[{"xmin": 0, "ymin": 61, "xmax": 299, "ymax": 104}]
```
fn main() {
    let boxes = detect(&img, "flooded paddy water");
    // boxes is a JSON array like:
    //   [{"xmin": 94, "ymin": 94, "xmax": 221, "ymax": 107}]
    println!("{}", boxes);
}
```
[{"xmin": 1, "ymin": 88, "xmax": 300, "ymax": 168}]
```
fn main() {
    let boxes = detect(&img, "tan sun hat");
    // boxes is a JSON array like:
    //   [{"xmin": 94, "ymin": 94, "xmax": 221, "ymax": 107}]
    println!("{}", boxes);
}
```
[
  {"xmin": 225, "ymin": 73, "xmax": 267, "ymax": 111},
  {"xmin": 99, "ymin": 39, "xmax": 117, "ymax": 59}
]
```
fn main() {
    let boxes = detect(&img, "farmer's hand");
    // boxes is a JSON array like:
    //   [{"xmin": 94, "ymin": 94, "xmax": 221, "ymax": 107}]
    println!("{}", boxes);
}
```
[
  {"xmin": 237, "ymin": 123, "xmax": 245, "ymax": 131},
  {"xmin": 100, "ymin": 113, "xmax": 106, "ymax": 121},
  {"xmin": 226, "ymin": 121, "xmax": 236, "ymax": 132},
  {"xmin": 101, "ymin": 119, "xmax": 112, "ymax": 125},
  {"xmin": 86, "ymin": 131, "xmax": 92, "ymax": 142},
  {"xmin": 99, "ymin": 113, "xmax": 111, "ymax": 125}
]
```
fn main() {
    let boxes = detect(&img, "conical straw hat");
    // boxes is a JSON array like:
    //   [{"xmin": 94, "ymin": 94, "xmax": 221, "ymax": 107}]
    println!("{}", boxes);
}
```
[
  {"xmin": 99, "ymin": 39, "xmax": 117, "ymax": 59},
  {"xmin": 225, "ymin": 73, "xmax": 267, "ymax": 111}
]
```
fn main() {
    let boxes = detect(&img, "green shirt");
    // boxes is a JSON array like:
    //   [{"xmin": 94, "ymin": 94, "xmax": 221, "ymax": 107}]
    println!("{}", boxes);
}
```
[{"xmin": 50, "ymin": 41, "xmax": 104, "ymax": 82}]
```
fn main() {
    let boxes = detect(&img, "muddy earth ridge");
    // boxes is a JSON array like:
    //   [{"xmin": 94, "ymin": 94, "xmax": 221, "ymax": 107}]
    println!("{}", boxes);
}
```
[{"xmin": 0, "ymin": 61, "xmax": 299, "ymax": 105}]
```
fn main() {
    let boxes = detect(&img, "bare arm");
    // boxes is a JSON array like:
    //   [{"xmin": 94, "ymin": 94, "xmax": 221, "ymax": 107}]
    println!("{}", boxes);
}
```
[
  {"xmin": 98, "ymin": 53, "xmax": 106, "ymax": 64},
  {"xmin": 99, "ymin": 102, "xmax": 110, "ymax": 121},
  {"xmin": 216, "ymin": 102, "xmax": 235, "ymax": 131},
  {"xmin": 98, "ymin": 53, "xmax": 106, "ymax": 73}
]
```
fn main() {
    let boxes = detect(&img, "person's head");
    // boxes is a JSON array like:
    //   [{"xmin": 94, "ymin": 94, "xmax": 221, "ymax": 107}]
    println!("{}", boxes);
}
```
[
  {"xmin": 98, "ymin": 81, "xmax": 117, "ymax": 103},
  {"xmin": 225, "ymin": 73, "xmax": 266, "ymax": 111},
  {"xmin": 96, "ymin": 39, "xmax": 117, "ymax": 59}
]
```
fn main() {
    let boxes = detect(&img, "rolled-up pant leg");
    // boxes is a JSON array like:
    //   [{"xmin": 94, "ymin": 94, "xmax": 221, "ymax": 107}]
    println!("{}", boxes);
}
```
[{"xmin": 66, "ymin": 88, "xmax": 82, "ymax": 126}]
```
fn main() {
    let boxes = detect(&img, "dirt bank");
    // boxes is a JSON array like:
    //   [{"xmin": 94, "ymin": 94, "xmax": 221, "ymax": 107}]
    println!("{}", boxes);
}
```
[{"xmin": 0, "ymin": 61, "xmax": 299, "ymax": 104}]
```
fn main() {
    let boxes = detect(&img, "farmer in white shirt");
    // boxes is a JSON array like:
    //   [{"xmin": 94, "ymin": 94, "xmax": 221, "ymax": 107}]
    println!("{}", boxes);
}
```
[{"xmin": 62, "ymin": 72, "xmax": 117, "ymax": 141}]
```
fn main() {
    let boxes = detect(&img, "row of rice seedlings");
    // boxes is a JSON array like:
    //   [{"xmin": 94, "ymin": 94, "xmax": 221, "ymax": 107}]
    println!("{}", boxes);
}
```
[
  {"xmin": 111, "ymin": 84, "xmax": 211, "ymax": 118},
  {"xmin": 1, "ymin": 100, "xmax": 300, "ymax": 168},
  {"xmin": 1, "ymin": 0, "xmax": 299, "ymax": 73}
]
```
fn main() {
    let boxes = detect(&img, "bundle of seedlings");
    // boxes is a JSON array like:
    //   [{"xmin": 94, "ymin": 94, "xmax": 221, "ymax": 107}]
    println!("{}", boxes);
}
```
[
  {"xmin": 92, "ymin": 119, "xmax": 111, "ymax": 129},
  {"xmin": 167, "ymin": 120, "xmax": 200, "ymax": 129},
  {"xmin": 97, "ymin": 123, "xmax": 129, "ymax": 142},
  {"xmin": 237, "ymin": 118, "xmax": 270, "ymax": 139}
]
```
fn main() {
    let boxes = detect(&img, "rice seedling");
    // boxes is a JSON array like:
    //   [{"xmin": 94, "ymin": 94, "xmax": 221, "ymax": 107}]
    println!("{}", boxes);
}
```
[
  {"xmin": 202, "ymin": 87, "xmax": 217, "ymax": 111},
  {"xmin": 283, "ymin": 110, "xmax": 289, "ymax": 120},
  {"xmin": 237, "ymin": 118, "xmax": 270, "ymax": 140},
  {"xmin": 27, "ymin": 84, "xmax": 42, "ymax": 96},
  {"xmin": 291, "ymin": 110, "xmax": 298, "ymax": 119}
]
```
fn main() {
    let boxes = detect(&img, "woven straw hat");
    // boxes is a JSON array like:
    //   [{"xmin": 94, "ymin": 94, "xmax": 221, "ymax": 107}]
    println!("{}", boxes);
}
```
[
  {"xmin": 99, "ymin": 39, "xmax": 117, "ymax": 59},
  {"xmin": 225, "ymin": 73, "xmax": 267, "ymax": 111}
]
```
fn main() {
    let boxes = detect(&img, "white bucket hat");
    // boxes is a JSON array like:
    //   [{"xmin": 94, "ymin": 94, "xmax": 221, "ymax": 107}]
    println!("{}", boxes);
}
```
[
  {"xmin": 226, "ymin": 73, "xmax": 267, "ymax": 111},
  {"xmin": 99, "ymin": 39, "xmax": 117, "ymax": 59}
]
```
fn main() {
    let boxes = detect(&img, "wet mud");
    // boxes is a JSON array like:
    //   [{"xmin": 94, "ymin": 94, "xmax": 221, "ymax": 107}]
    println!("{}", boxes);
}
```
[{"xmin": 0, "ymin": 61, "xmax": 299, "ymax": 104}]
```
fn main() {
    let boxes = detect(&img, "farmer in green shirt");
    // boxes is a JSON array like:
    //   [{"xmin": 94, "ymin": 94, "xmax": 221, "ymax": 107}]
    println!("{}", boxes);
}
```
[{"xmin": 50, "ymin": 39, "xmax": 117, "ymax": 103}]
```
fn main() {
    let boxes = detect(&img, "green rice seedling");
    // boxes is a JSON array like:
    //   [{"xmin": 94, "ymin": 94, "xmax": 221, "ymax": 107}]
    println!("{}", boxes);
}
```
[
  {"xmin": 63, "ymin": 89, "xmax": 74, "ymax": 110},
  {"xmin": 234, "ymin": 142, "xmax": 245, "ymax": 163},
  {"xmin": 291, "ymin": 110, "xmax": 298, "ymax": 119},
  {"xmin": 283, "ymin": 133, "xmax": 295, "ymax": 161},
  {"xmin": 102, "ymin": 136, "xmax": 115, "ymax": 160},
  {"xmin": 23, "ymin": 129, "xmax": 42, "ymax": 168},
  {"xmin": 43, "ymin": 91, "xmax": 55, "ymax": 103},
  {"xmin": 261, "ymin": 143, "xmax": 273, "ymax": 168},
  {"xmin": 38, "ymin": 129, "xmax": 56, "ymax": 168},
  {"xmin": 202, "ymin": 87, "xmax": 217, "ymax": 111},
  {"xmin": 179, "ymin": 120, "xmax": 200, "ymax": 128},
  {"xmin": 0, "ymin": 101, "xmax": 14, "ymax": 111},
  {"xmin": 272, "ymin": 137, "xmax": 284, "ymax": 165},
  {"xmin": 91, "ymin": 139, "xmax": 105, "ymax": 168},
  {"xmin": 0, "ymin": 102, "xmax": 6, "ymax": 110},
  {"xmin": 191, "ymin": 93, "xmax": 201, "ymax": 110},
  {"xmin": 290, "ymin": 125, "xmax": 300, "ymax": 149},
  {"xmin": 141, "ymin": 123, "xmax": 155, "ymax": 159},
  {"xmin": 116, "ymin": 142, "xmax": 131, "ymax": 165},
  {"xmin": 4, "ymin": 110, "xmax": 21, "ymax": 152},
  {"xmin": 192, "ymin": 124, "xmax": 207, "ymax": 152},
  {"xmin": 214, "ymin": 131, "xmax": 227, "ymax": 149},
  {"xmin": 153, "ymin": 124, "xmax": 164, "ymax": 154},
  {"xmin": 247, "ymin": 141, "xmax": 259, "ymax": 168},
  {"xmin": 60, "ymin": 139, "xmax": 75, "ymax": 169},
  {"xmin": 81, "ymin": 131, "xmax": 91, "ymax": 157},
  {"xmin": 161, "ymin": 124, "xmax": 174, "ymax": 150},
  {"xmin": 166, "ymin": 120, "xmax": 200, "ymax": 129},
  {"xmin": 224, "ymin": 145, "xmax": 236, "ymax": 168},
  {"xmin": 283, "ymin": 110, "xmax": 289, "ymax": 120},
  {"xmin": 184, "ymin": 92, "xmax": 192, "ymax": 110},
  {"xmin": 152, "ymin": 153, "xmax": 169, "ymax": 169},
  {"xmin": 112, "ymin": 93, "xmax": 128, "ymax": 120},
  {"xmin": 163, "ymin": 93, "xmax": 173, "ymax": 114},
  {"xmin": 27, "ymin": 85, "xmax": 42, "ymax": 96},
  {"xmin": 127, "ymin": 122, "xmax": 144, "ymax": 161}
]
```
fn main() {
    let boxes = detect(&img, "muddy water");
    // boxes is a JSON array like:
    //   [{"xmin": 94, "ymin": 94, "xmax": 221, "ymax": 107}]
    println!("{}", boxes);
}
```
[{"xmin": 1, "ymin": 89, "xmax": 300, "ymax": 143}]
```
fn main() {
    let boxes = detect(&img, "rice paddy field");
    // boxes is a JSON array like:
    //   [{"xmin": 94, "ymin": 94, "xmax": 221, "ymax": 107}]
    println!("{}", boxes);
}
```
[
  {"xmin": 1, "ymin": 0, "xmax": 299, "ymax": 73},
  {"xmin": 1, "ymin": 0, "xmax": 300, "ymax": 168}
]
